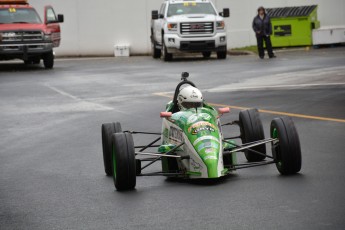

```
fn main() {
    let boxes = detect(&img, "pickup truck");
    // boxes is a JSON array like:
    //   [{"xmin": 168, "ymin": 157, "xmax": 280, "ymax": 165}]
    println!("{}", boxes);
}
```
[
  {"xmin": 0, "ymin": 0, "xmax": 63, "ymax": 69},
  {"xmin": 151, "ymin": 0, "xmax": 229, "ymax": 61}
]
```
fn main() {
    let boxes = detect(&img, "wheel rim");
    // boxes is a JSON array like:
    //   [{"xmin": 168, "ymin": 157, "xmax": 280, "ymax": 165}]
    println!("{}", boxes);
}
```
[
  {"xmin": 272, "ymin": 128, "xmax": 282, "ymax": 169},
  {"xmin": 112, "ymin": 145, "xmax": 117, "ymax": 179}
]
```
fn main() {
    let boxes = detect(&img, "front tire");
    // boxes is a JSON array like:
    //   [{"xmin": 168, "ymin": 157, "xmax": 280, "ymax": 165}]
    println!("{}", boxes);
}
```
[
  {"xmin": 111, "ymin": 133, "xmax": 136, "ymax": 191},
  {"xmin": 43, "ymin": 51, "xmax": 54, "ymax": 69},
  {"xmin": 161, "ymin": 38, "xmax": 173, "ymax": 62},
  {"xmin": 152, "ymin": 42, "xmax": 161, "ymax": 59},
  {"xmin": 217, "ymin": 50, "xmax": 227, "ymax": 59},
  {"xmin": 102, "ymin": 122, "xmax": 122, "ymax": 176},
  {"xmin": 239, "ymin": 108, "xmax": 266, "ymax": 162},
  {"xmin": 202, "ymin": 52, "xmax": 211, "ymax": 58},
  {"xmin": 270, "ymin": 117, "xmax": 302, "ymax": 175}
]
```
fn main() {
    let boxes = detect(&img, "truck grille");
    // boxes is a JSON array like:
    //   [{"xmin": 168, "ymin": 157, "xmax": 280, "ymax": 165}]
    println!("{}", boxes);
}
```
[
  {"xmin": 1, "ymin": 31, "xmax": 43, "ymax": 42},
  {"xmin": 180, "ymin": 22, "xmax": 214, "ymax": 35}
]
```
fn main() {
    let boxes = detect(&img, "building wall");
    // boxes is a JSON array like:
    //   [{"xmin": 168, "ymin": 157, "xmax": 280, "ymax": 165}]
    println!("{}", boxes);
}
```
[{"xmin": 30, "ymin": 0, "xmax": 345, "ymax": 56}]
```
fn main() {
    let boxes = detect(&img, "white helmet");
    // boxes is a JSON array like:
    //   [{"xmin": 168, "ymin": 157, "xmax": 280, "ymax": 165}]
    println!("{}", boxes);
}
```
[{"xmin": 177, "ymin": 86, "xmax": 203, "ymax": 110}]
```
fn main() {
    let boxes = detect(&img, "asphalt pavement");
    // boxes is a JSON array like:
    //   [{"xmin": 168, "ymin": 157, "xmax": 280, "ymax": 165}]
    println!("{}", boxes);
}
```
[{"xmin": 1, "ymin": 47, "xmax": 345, "ymax": 230}]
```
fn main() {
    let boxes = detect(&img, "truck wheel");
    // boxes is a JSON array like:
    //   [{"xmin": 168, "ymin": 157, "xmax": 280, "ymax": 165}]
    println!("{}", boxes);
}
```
[
  {"xmin": 152, "ymin": 42, "xmax": 161, "ymax": 59},
  {"xmin": 161, "ymin": 40, "xmax": 173, "ymax": 62},
  {"xmin": 217, "ymin": 51, "xmax": 227, "ymax": 59},
  {"xmin": 239, "ymin": 108, "xmax": 266, "ymax": 162},
  {"xmin": 102, "ymin": 122, "xmax": 122, "ymax": 176},
  {"xmin": 270, "ymin": 117, "xmax": 302, "ymax": 175},
  {"xmin": 202, "ymin": 52, "xmax": 211, "ymax": 58},
  {"xmin": 24, "ymin": 60, "xmax": 32, "ymax": 65},
  {"xmin": 111, "ymin": 133, "xmax": 136, "ymax": 191},
  {"xmin": 43, "ymin": 51, "xmax": 54, "ymax": 69},
  {"xmin": 32, "ymin": 58, "xmax": 40, "ymax": 65}
]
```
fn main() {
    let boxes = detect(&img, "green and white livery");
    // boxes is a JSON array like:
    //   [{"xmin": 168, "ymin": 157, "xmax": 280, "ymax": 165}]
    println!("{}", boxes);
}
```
[{"xmin": 101, "ymin": 73, "xmax": 302, "ymax": 191}]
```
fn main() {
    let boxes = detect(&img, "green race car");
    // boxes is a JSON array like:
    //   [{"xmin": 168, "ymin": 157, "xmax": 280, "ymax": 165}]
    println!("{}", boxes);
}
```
[{"xmin": 101, "ymin": 73, "xmax": 302, "ymax": 191}]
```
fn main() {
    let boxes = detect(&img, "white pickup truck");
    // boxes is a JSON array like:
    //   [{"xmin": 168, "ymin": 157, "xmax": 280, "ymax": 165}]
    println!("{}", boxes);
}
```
[{"xmin": 151, "ymin": 0, "xmax": 229, "ymax": 61}]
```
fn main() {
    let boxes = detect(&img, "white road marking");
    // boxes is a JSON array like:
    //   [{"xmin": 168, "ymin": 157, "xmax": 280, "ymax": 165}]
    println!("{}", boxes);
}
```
[{"xmin": 45, "ymin": 84, "xmax": 114, "ymax": 112}]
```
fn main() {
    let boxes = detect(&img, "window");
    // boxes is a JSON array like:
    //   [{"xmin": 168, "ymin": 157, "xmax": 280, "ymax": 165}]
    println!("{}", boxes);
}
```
[
  {"xmin": 46, "ymin": 8, "xmax": 57, "ymax": 22},
  {"xmin": 167, "ymin": 3, "xmax": 216, "ymax": 17},
  {"xmin": 0, "ymin": 8, "xmax": 41, "ymax": 24},
  {"xmin": 159, "ymin": 3, "xmax": 166, "ymax": 16}
]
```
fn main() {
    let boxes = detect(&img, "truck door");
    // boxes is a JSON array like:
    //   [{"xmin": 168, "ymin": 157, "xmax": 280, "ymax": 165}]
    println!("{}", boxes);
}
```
[
  {"xmin": 44, "ymin": 6, "xmax": 63, "ymax": 47},
  {"xmin": 155, "ymin": 3, "xmax": 167, "ymax": 44}
]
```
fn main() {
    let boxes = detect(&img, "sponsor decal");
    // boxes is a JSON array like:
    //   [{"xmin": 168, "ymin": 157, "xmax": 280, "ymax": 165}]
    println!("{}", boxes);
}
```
[
  {"xmin": 200, "ymin": 113, "xmax": 211, "ymax": 120},
  {"xmin": 169, "ymin": 126, "xmax": 183, "ymax": 142},
  {"xmin": 163, "ymin": 128, "xmax": 169, "ymax": 138},
  {"xmin": 187, "ymin": 115, "xmax": 198, "ymax": 124},
  {"xmin": 205, "ymin": 148, "xmax": 217, "ymax": 154},
  {"xmin": 197, "ymin": 142, "xmax": 219, "ymax": 152},
  {"xmin": 192, "ymin": 126, "xmax": 215, "ymax": 135},
  {"xmin": 188, "ymin": 121, "xmax": 217, "ymax": 135},
  {"xmin": 193, "ymin": 136, "xmax": 219, "ymax": 146},
  {"xmin": 190, "ymin": 90, "xmax": 199, "ymax": 99},
  {"xmin": 204, "ymin": 156, "xmax": 217, "ymax": 160},
  {"xmin": 190, "ymin": 158, "xmax": 203, "ymax": 171}
]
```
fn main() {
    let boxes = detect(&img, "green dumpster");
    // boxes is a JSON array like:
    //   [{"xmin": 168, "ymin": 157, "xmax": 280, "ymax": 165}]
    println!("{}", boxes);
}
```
[{"xmin": 266, "ymin": 5, "xmax": 320, "ymax": 47}]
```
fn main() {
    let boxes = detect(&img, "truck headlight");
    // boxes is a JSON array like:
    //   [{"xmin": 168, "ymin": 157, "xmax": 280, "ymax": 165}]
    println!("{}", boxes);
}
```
[
  {"xmin": 216, "ymin": 21, "xmax": 225, "ymax": 30},
  {"xmin": 167, "ymin": 23, "xmax": 177, "ymax": 31}
]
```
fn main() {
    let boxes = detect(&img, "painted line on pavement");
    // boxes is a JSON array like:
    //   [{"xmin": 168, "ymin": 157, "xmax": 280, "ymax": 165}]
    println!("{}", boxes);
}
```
[{"xmin": 153, "ymin": 92, "xmax": 345, "ymax": 123}]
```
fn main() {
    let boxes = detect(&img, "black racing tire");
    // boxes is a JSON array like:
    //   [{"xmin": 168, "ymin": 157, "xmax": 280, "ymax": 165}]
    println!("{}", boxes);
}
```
[
  {"xmin": 202, "ymin": 52, "xmax": 211, "ymax": 58},
  {"xmin": 43, "ymin": 51, "xmax": 54, "ymax": 69},
  {"xmin": 239, "ymin": 108, "xmax": 266, "ymax": 162},
  {"xmin": 102, "ymin": 122, "xmax": 122, "ymax": 176},
  {"xmin": 111, "ymin": 133, "xmax": 136, "ymax": 191},
  {"xmin": 152, "ymin": 42, "xmax": 161, "ymax": 59},
  {"xmin": 270, "ymin": 117, "xmax": 302, "ymax": 175},
  {"xmin": 217, "ymin": 51, "xmax": 227, "ymax": 59},
  {"xmin": 161, "ymin": 37, "xmax": 173, "ymax": 62}
]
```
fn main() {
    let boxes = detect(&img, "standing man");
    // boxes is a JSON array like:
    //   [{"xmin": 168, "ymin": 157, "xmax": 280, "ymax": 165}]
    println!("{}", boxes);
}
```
[{"xmin": 252, "ymin": 6, "xmax": 276, "ymax": 59}]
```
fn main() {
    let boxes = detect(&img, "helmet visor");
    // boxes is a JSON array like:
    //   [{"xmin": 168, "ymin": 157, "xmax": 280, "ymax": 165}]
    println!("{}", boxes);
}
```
[{"xmin": 181, "ymin": 102, "xmax": 203, "ymax": 109}]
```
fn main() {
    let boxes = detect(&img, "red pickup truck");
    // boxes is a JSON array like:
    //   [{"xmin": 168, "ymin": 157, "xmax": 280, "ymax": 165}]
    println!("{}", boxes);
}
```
[{"xmin": 0, "ymin": 0, "xmax": 63, "ymax": 69}]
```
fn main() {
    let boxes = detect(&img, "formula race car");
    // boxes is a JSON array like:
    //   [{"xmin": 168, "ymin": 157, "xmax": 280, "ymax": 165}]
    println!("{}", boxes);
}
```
[{"xmin": 101, "ymin": 73, "xmax": 302, "ymax": 190}]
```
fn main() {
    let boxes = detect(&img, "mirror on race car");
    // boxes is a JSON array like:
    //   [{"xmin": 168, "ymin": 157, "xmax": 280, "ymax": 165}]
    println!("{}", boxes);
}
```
[
  {"xmin": 218, "ymin": 107, "xmax": 230, "ymax": 114},
  {"xmin": 160, "ymin": 112, "xmax": 172, "ymax": 118}
]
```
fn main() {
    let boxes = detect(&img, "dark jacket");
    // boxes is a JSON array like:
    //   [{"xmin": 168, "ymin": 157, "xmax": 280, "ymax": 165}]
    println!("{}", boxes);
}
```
[{"xmin": 252, "ymin": 15, "xmax": 272, "ymax": 36}]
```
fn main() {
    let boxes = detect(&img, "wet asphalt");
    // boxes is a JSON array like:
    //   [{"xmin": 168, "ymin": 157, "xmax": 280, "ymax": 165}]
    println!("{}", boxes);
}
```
[{"xmin": 1, "ymin": 47, "xmax": 345, "ymax": 229}]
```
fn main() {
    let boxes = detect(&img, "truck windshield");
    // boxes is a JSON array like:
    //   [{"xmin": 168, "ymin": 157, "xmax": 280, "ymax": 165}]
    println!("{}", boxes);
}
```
[
  {"xmin": 0, "ymin": 8, "xmax": 41, "ymax": 24},
  {"xmin": 167, "ymin": 3, "xmax": 216, "ymax": 17}
]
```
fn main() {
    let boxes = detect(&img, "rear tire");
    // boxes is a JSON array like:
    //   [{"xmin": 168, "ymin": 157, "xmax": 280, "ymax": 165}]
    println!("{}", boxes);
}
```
[
  {"xmin": 202, "ymin": 52, "xmax": 211, "ymax": 58},
  {"xmin": 239, "ymin": 108, "xmax": 266, "ymax": 162},
  {"xmin": 217, "ymin": 50, "xmax": 227, "ymax": 59},
  {"xmin": 270, "ymin": 117, "xmax": 302, "ymax": 175},
  {"xmin": 111, "ymin": 133, "xmax": 136, "ymax": 190},
  {"xmin": 102, "ymin": 122, "xmax": 122, "ymax": 176},
  {"xmin": 43, "ymin": 51, "xmax": 54, "ymax": 69}
]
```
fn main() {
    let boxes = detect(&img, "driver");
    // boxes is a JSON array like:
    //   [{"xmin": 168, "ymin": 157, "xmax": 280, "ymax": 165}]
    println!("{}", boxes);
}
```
[{"xmin": 177, "ymin": 86, "xmax": 203, "ymax": 110}]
